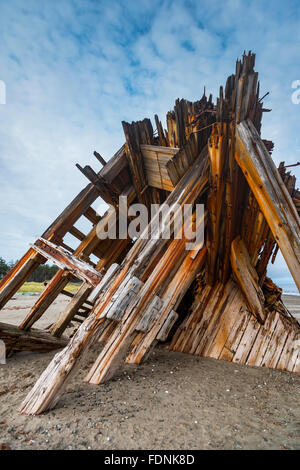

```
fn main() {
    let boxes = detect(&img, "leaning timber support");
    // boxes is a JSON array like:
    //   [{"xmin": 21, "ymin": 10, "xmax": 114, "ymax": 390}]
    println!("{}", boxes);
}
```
[
  {"xmin": 19, "ymin": 270, "xmax": 71, "ymax": 331},
  {"xmin": 18, "ymin": 150, "xmax": 209, "ymax": 414},
  {"xmin": 0, "ymin": 250, "xmax": 46, "ymax": 310},
  {"xmin": 126, "ymin": 245, "xmax": 207, "ymax": 364},
  {"xmin": 85, "ymin": 230, "xmax": 196, "ymax": 385},
  {"xmin": 235, "ymin": 119, "xmax": 300, "ymax": 291},
  {"xmin": 206, "ymin": 122, "xmax": 228, "ymax": 284},
  {"xmin": 50, "ymin": 283, "xmax": 93, "ymax": 337},
  {"xmin": 0, "ymin": 144, "xmax": 128, "ymax": 312}
]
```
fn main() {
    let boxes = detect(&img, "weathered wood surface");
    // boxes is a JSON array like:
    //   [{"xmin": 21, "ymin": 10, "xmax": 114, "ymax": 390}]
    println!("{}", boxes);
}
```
[
  {"xmin": 32, "ymin": 238, "xmax": 103, "ymax": 287},
  {"xmin": 18, "ymin": 150, "xmax": 209, "ymax": 414},
  {"xmin": 231, "ymin": 236, "xmax": 266, "ymax": 323},
  {"xmin": 141, "ymin": 144, "xmax": 177, "ymax": 191},
  {"xmin": 0, "ymin": 322, "xmax": 68, "ymax": 353},
  {"xmin": 85, "ymin": 227, "xmax": 199, "ymax": 385},
  {"xmin": 122, "ymin": 120, "xmax": 153, "ymax": 208},
  {"xmin": 126, "ymin": 245, "xmax": 206, "ymax": 364},
  {"xmin": 169, "ymin": 279, "xmax": 300, "ymax": 373},
  {"xmin": 166, "ymin": 134, "xmax": 199, "ymax": 187},
  {"xmin": 20, "ymin": 186, "xmax": 135, "ymax": 336},
  {"xmin": 206, "ymin": 123, "xmax": 228, "ymax": 284},
  {"xmin": 235, "ymin": 119, "xmax": 300, "ymax": 291},
  {"xmin": 19, "ymin": 270, "xmax": 71, "ymax": 331},
  {"xmin": 0, "ymin": 250, "xmax": 46, "ymax": 310},
  {"xmin": 50, "ymin": 283, "xmax": 93, "ymax": 338}
]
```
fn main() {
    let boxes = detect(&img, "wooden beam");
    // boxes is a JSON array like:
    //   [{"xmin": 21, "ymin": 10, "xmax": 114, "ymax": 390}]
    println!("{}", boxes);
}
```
[
  {"xmin": 126, "ymin": 245, "xmax": 207, "ymax": 364},
  {"xmin": 50, "ymin": 283, "xmax": 93, "ymax": 337},
  {"xmin": 140, "ymin": 144, "xmax": 177, "ymax": 191},
  {"xmin": 76, "ymin": 164, "xmax": 119, "ymax": 207},
  {"xmin": 0, "ymin": 250, "xmax": 45, "ymax": 309},
  {"xmin": 235, "ymin": 119, "xmax": 300, "ymax": 292},
  {"xmin": 32, "ymin": 238, "xmax": 103, "ymax": 287},
  {"xmin": 69, "ymin": 226, "xmax": 86, "ymax": 242},
  {"xmin": 93, "ymin": 151, "xmax": 107, "ymax": 167},
  {"xmin": 207, "ymin": 123, "xmax": 228, "ymax": 284},
  {"xmin": 19, "ymin": 270, "xmax": 71, "ymax": 331},
  {"xmin": 122, "ymin": 120, "xmax": 153, "ymax": 207},
  {"xmin": 231, "ymin": 236, "xmax": 266, "ymax": 323},
  {"xmin": 0, "ymin": 322, "xmax": 67, "ymax": 353}
]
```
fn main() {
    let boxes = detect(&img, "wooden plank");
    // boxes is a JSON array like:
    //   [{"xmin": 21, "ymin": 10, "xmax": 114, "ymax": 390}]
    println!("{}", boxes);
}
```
[
  {"xmin": 156, "ymin": 311, "xmax": 178, "ymax": 342},
  {"xmin": 140, "ymin": 144, "xmax": 178, "ymax": 155},
  {"xmin": 32, "ymin": 238, "xmax": 102, "ymax": 287},
  {"xmin": 83, "ymin": 207, "xmax": 101, "ymax": 225},
  {"xmin": 135, "ymin": 296, "xmax": 163, "ymax": 333},
  {"xmin": 69, "ymin": 226, "xmax": 86, "ymax": 242},
  {"xmin": 169, "ymin": 284, "xmax": 212, "ymax": 352},
  {"xmin": 231, "ymin": 236, "xmax": 266, "ymax": 323},
  {"xmin": 286, "ymin": 334, "xmax": 300, "ymax": 372},
  {"xmin": 186, "ymin": 283, "xmax": 224, "ymax": 354},
  {"xmin": 232, "ymin": 315, "xmax": 261, "ymax": 364},
  {"xmin": 276, "ymin": 327, "xmax": 296, "ymax": 371},
  {"xmin": 85, "ymin": 230, "xmax": 195, "ymax": 384},
  {"xmin": 0, "ymin": 250, "xmax": 45, "ymax": 309},
  {"xmin": 19, "ymin": 270, "xmax": 71, "ymax": 331},
  {"xmin": 198, "ymin": 282, "xmax": 238, "ymax": 357},
  {"xmin": 292, "ymin": 349, "xmax": 300, "ymax": 374},
  {"xmin": 235, "ymin": 119, "xmax": 300, "ymax": 291},
  {"xmin": 122, "ymin": 120, "xmax": 152, "ymax": 207},
  {"xmin": 50, "ymin": 283, "xmax": 94, "ymax": 337},
  {"xmin": 219, "ymin": 309, "xmax": 251, "ymax": 362},
  {"xmin": 245, "ymin": 312, "xmax": 274, "ymax": 366},
  {"xmin": 206, "ymin": 123, "xmax": 228, "ymax": 285},
  {"xmin": 127, "ymin": 246, "xmax": 206, "ymax": 363},
  {"xmin": 205, "ymin": 285, "xmax": 244, "ymax": 359},
  {"xmin": 253, "ymin": 312, "xmax": 278, "ymax": 367},
  {"xmin": 141, "ymin": 144, "xmax": 177, "ymax": 192},
  {"xmin": 0, "ymin": 144, "xmax": 129, "ymax": 311},
  {"xmin": 266, "ymin": 317, "xmax": 289, "ymax": 369}
]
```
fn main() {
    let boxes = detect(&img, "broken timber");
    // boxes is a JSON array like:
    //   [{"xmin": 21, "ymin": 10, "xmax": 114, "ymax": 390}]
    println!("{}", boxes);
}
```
[{"xmin": 0, "ymin": 51, "xmax": 298, "ymax": 416}]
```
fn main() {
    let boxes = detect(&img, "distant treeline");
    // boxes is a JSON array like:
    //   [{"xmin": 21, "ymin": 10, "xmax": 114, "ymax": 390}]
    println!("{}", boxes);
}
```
[{"xmin": 0, "ymin": 256, "xmax": 59, "ymax": 282}]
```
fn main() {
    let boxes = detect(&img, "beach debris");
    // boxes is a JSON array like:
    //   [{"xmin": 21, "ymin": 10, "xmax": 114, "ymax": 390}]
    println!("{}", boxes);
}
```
[{"xmin": 0, "ymin": 52, "xmax": 299, "ymax": 416}]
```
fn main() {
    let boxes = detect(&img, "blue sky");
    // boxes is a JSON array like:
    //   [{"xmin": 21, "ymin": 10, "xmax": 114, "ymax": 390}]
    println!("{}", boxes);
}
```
[{"xmin": 0, "ymin": 0, "xmax": 299, "ymax": 290}]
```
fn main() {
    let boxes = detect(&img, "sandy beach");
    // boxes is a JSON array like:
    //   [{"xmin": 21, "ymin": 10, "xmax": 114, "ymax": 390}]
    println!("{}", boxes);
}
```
[{"xmin": 0, "ymin": 294, "xmax": 299, "ymax": 450}]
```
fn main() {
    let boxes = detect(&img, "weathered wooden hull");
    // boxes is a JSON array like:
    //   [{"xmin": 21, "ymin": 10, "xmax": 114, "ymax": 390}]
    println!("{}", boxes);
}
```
[
  {"xmin": 0, "ymin": 51, "xmax": 298, "ymax": 416},
  {"xmin": 169, "ymin": 279, "xmax": 299, "ymax": 374}
]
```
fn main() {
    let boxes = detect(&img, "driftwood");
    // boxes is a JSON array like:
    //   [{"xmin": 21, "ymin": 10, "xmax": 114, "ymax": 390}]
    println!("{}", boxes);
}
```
[
  {"xmin": 0, "ymin": 322, "xmax": 67, "ymax": 353},
  {"xmin": 0, "ymin": 51, "xmax": 298, "ymax": 416}
]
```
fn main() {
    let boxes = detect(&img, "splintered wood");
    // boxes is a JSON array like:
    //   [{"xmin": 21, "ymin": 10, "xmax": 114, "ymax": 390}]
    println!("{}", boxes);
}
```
[{"xmin": 0, "ymin": 51, "xmax": 299, "ymax": 415}]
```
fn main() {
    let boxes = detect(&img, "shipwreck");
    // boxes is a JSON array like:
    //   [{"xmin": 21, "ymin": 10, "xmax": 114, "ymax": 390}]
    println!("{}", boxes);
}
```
[{"xmin": 0, "ymin": 52, "xmax": 299, "ymax": 415}]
